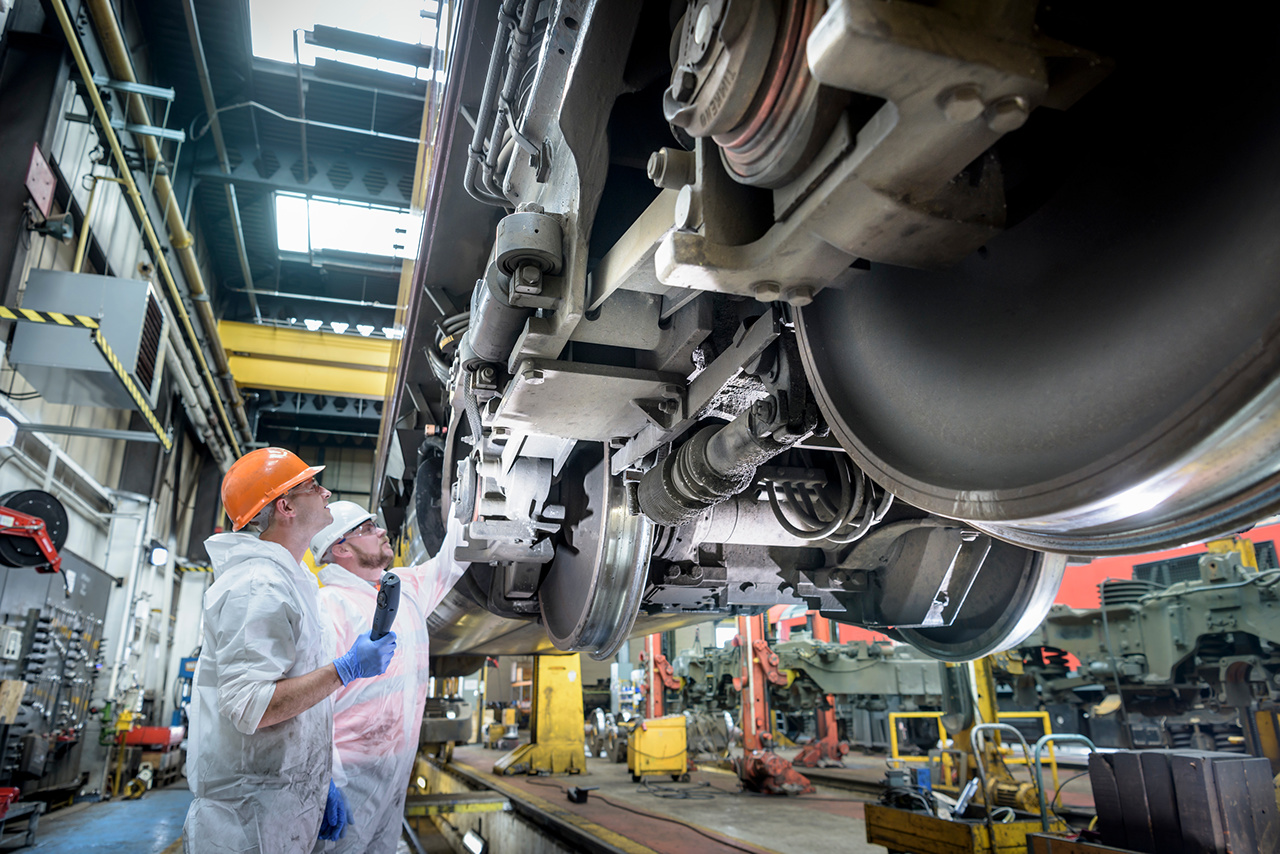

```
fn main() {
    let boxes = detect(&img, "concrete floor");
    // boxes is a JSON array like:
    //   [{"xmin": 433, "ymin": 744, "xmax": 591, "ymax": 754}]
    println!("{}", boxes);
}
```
[
  {"xmin": 30, "ymin": 784, "xmax": 438, "ymax": 854},
  {"xmin": 28, "ymin": 784, "xmax": 191, "ymax": 853},
  {"xmin": 452, "ymin": 744, "xmax": 890, "ymax": 854}
]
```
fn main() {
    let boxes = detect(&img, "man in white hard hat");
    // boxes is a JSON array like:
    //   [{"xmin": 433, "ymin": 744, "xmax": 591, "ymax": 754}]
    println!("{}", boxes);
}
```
[
  {"xmin": 185, "ymin": 449, "xmax": 398, "ymax": 853},
  {"xmin": 309, "ymin": 501, "xmax": 470, "ymax": 854}
]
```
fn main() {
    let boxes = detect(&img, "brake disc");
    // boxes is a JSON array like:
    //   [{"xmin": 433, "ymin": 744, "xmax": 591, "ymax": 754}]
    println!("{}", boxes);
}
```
[{"xmin": 538, "ymin": 444, "xmax": 654, "ymax": 661}]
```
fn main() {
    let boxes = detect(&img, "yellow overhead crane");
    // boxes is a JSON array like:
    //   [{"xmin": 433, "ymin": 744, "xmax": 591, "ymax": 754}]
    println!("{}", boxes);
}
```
[{"xmin": 218, "ymin": 320, "xmax": 394, "ymax": 398}]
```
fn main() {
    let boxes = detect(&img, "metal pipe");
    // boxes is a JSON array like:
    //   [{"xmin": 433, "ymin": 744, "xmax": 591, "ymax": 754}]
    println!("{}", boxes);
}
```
[
  {"xmin": 464, "ymin": 0, "xmax": 520, "ymax": 205},
  {"xmin": 73, "ymin": 0, "xmax": 251, "ymax": 453},
  {"xmin": 165, "ymin": 311, "xmax": 234, "ymax": 470},
  {"xmin": 222, "ymin": 285, "xmax": 397, "ymax": 310},
  {"xmin": 292, "ymin": 29, "xmax": 310, "ymax": 195},
  {"xmin": 181, "ymin": 0, "xmax": 260, "ymax": 320},
  {"xmin": 73, "ymin": 175, "xmax": 127, "ymax": 273},
  {"xmin": 16, "ymin": 424, "xmax": 163, "ymax": 443}
]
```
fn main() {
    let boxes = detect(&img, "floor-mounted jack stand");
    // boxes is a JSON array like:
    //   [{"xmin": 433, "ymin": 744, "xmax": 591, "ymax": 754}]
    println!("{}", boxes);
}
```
[
  {"xmin": 733, "ymin": 614, "xmax": 814, "ymax": 795},
  {"xmin": 494, "ymin": 653, "xmax": 586, "ymax": 776}
]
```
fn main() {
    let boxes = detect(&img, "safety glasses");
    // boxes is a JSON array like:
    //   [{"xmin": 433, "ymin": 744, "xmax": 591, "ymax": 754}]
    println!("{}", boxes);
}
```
[
  {"xmin": 336, "ymin": 520, "xmax": 379, "ymax": 545},
  {"xmin": 287, "ymin": 478, "xmax": 325, "ymax": 498}
]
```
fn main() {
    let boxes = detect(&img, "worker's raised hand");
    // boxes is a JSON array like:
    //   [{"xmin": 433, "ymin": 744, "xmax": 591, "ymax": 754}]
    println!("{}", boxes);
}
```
[
  {"xmin": 318, "ymin": 780, "xmax": 349, "ymax": 841},
  {"xmin": 333, "ymin": 630, "xmax": 397, "ymax": 685}
]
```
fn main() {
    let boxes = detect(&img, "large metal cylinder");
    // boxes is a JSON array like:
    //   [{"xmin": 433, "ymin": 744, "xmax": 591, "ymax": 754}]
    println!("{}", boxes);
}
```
[
  {"xmin": 638, "ymin": 408, "xmax": 789, "ymax": 526},
  {"xmin": 464, "ymin": 272, "xmax": 530, "ymax": 367}
]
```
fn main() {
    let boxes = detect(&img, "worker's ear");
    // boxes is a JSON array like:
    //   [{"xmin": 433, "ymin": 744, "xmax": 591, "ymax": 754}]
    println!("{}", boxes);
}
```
[{"xmin": 273, "ymin": 494, "xmax": 300, "ymax": 520}]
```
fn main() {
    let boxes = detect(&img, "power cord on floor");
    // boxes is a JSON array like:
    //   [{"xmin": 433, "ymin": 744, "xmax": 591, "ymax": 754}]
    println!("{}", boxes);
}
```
[{"xmin": 641, "ymin": 778, "xmax": 716, "ymax": 800}]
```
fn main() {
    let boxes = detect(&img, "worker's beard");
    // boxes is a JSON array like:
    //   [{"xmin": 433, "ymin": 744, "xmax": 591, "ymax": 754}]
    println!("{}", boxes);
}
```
[{"xmin": 352, "ymin": 543, "xmax": 392, "ymax": 573}]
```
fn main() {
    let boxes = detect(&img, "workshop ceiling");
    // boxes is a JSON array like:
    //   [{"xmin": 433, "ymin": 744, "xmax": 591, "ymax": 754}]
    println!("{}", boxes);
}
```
[{"xmin": 130, "ymin": 0, "xmax": 428, "ymax": 449}]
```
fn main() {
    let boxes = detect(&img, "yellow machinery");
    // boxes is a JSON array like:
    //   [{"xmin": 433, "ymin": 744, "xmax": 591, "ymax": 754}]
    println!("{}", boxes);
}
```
[
  {"xmin": 493, "ymin": 654, "xmax": 586, "ymax": 776},
  {"xmin": 627, "ymin": 715, "xmax": 689, "ymax": 783},
  {"xmin": 865, "ymin": 655, "xmax": 1068, "ymax": 854}
]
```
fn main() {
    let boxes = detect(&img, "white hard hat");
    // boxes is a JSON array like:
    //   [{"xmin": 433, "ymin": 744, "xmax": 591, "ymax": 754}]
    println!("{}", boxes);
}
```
[{"xmin": 310, "ymin": 500, "xmax": 376, "ymax": 563}]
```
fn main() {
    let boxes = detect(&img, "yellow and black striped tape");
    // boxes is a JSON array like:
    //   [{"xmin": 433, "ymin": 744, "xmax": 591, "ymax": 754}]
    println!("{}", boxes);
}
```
[
  {"xmin": 91, "ymin": 329, "xmax": 172, "ymax": 452},
  {"xmin": 1, "ymin": 306, "xmax": 171, "ymax": 453},
  {"xmin": 0, "ymin": 307, "xmax": 99, "ymax": 328}
]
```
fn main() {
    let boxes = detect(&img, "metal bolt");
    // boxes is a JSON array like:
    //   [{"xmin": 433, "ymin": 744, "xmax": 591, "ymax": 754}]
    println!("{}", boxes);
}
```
[
  {"xmin": 752, "ymin": 281, "xmax": 782, "ymax": 302},
  {"xmin": 672, "ymin": 69, "xmax": 697, "ymax": 103},
  {"xmin": 523, "ymin": 369, "xmax": 545, "ymax": 385},
  {"xmin": 783, "ymin": 284, "xmax": 815, "ymax": 307},
  {"xmin": 647, "ymin": 148, "xmax": 695, "ymax": 190},
  {"xmin": 659, "ymin": 399, "xmax": 679, "ymax": 414},
  {"xmin": 752, "ymin": 398, "xmax": 776, "ymax": 425},
  {"xmin": 986, "ymin": 96, "xmax": 1030, "ymax": 133},
  {"xmin": 694, "ymin": 4, "xmax": 715, "ymax": 45},
  {"xmin": 478, "ymin": 366, "xmax": 496, "ymax": 383},
  {"xmin": 938, "ymin": 85, "xmax": 984, "ymax": 123}
]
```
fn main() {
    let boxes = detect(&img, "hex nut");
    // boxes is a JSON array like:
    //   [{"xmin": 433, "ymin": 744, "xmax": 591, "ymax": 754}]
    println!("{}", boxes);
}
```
[
  {"xmin": 672, "ymin": 69, "xmax": 698, "ymax": 103},
  {"xmin": 784, "ymin": 284, "xmax": 815, "ymax": 307},
  {"xmin": 523, "ymin": 369, "xmax": 545, "ymax": 385},
  {"xmin": 938, "ymin": 85, "xmax": 984, "ymax": 123},
  {"xmin": 752, "ymin": 281, "xmax": 782, "ymax": 302}
]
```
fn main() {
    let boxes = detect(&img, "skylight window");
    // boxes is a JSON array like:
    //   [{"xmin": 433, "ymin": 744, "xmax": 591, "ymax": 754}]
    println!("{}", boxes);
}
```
[
  {"xmin": 249, "ymin": 0, "xmax": 441, "ymax": 80},
  {"xmin": 275, "ymin": 193, "xmax": 420, "ymax": 260}
]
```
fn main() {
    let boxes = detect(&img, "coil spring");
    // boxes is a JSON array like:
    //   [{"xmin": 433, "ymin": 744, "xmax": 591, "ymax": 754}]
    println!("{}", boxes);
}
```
[
  {"xmin": 1214, "ymin": 725, "xmax": 1246, "ymax": 753},
  {"xmin": 1196, "ymin": 636, "xmax": 1235, "ymax": 660},
  {"xmin": 1099, "ymin": 579, "xmax": 1161, "ymax": 606}
]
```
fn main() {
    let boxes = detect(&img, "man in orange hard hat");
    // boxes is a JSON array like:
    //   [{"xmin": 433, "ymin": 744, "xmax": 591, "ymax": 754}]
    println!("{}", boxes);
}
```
[{"xmin": 183, "ymin": 448, "xmax": 398, "ymax": 853}]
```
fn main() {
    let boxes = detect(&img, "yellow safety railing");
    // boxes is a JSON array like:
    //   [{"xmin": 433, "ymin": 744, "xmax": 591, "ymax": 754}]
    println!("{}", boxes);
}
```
[{"xmin": 887, "ymin": 710, "xmax": 1062, "ymax": 792}]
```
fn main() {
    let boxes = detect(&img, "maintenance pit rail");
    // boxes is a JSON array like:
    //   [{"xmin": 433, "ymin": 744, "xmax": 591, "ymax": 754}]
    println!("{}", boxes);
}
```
[{"xmin": 404, "ymin": 791, "xmax": 511, "ymax": 816}]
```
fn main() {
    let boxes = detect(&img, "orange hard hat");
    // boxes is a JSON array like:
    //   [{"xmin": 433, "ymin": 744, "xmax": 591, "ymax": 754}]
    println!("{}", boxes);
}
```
[{"xmin": 221, "ymin": 447, "xmax": 325, "ymax": 531}]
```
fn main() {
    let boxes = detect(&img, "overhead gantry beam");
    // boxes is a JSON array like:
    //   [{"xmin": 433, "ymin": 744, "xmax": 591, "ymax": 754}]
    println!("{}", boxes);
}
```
[
  {"xmin": 219, "ymin": 320, "xmax": 393, "ymax": 398},
  {"xmin": 193, "ymin": 143, "xmax": 419, "ymax": 209}
]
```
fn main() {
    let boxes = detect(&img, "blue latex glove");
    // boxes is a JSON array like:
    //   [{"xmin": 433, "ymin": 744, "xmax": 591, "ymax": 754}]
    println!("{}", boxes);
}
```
[
  {"xmin": 333, "ymin": 629, "xmax": 397, "ymax": 685},
  {"xmin": 318, "ymin": 780, "xmax": 349, "ymax": 841}
]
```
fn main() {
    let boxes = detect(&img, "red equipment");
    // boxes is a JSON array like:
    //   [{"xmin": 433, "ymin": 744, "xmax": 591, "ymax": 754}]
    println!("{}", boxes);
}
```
[
  {"xmin": 731, "ymin": 614, "xmax": 814, "ymax": 795},
  {"xmin": 0, "ymin": 491, "xmax": 68, "ymax": 594},
  {"xmin": 0, "ymin": 506, "xmax": 61, "ymax": 575},
  {"xmin": 640, "ymin": 634, "xmax": 683, "ymax": 719},
  {"xmin": 793, "ymin": 615, "xmax": 850, "ymax": 768}
]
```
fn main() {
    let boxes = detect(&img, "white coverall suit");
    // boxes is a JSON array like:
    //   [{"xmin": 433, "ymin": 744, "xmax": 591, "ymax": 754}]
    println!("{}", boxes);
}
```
[
  {"xmin": 184, "ymin": 534, "xmax": 333, "ymax": 854},
  {"xmin": 312, "ymin": 529, "xmax": 468, "ymax": 854}
]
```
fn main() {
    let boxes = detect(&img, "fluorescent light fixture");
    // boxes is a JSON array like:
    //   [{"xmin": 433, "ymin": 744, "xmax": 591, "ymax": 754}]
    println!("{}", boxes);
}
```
[
  {"xmin": 304, "ymin": 319, "xmax": 324, "ymax": 331},
  {"xmin": 356, "ymin": 324, "xmax": 374, "ymax": 337},
  {"xmin": 149, "ymin": 540, "xmax": 170, "ymax": 566},
  {"xmin": 330, "ymin": 321, "xmax": 349, "ymax": 335},
  {"xmin": 382, "ymin": 327, "xmax": 403, "ymax": 340},
  {"xmin": 462, "ymin": 830, "xmax": 487, "ymax": 854},
  {"xmin": 0, "ymin": 417, "xmax": 16, "ymax": 448}
]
